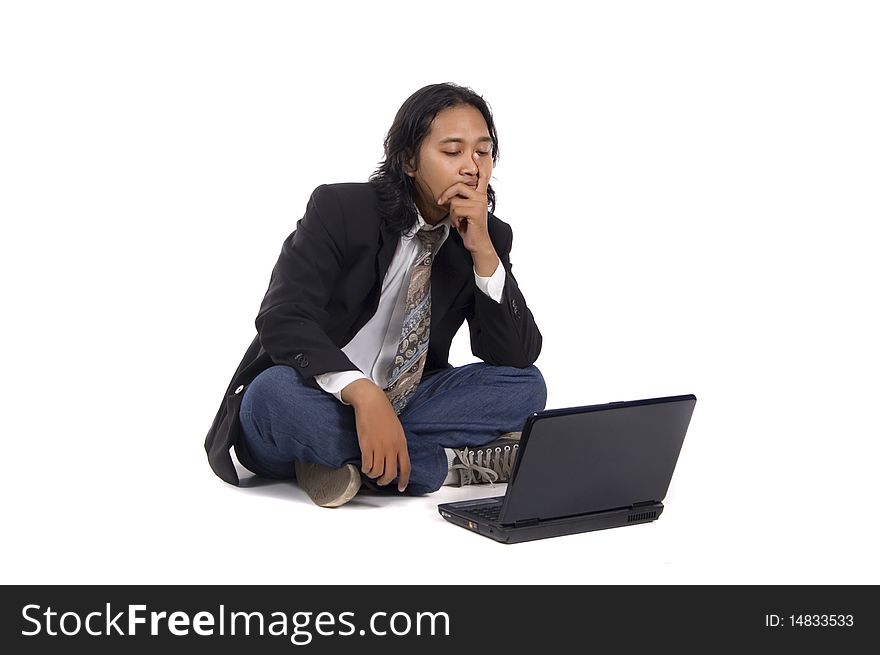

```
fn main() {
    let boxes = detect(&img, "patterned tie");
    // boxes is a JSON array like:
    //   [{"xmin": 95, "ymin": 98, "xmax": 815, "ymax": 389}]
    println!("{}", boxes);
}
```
[{"xmin": 384, "ymin": 225, "xmax": 447, "ymax": 414}]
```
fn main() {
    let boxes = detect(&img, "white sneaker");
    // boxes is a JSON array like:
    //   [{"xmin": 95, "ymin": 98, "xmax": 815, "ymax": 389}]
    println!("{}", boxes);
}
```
[{"xmin": 445, "ymin": 432, "xmax": 522, "ymax": 487}]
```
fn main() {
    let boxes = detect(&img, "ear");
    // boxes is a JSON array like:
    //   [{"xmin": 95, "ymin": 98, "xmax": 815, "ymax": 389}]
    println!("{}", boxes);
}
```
[{"xmin": 403, "ymin": 152, "xmax": 417, "ymax": 177}]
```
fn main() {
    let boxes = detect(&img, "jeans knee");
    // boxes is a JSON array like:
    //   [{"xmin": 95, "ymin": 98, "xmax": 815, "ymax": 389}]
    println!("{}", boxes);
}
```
[
  {"xmin": 516, "ymin": 365, "xmax": 548, "ymax": 412},
  {"xmin": 405, "ymin": 480, "xmax": 441, "ymax": 496},
  {"xmin": 241, "ymin": 365, "xmax": 299, "ymax": 418}
]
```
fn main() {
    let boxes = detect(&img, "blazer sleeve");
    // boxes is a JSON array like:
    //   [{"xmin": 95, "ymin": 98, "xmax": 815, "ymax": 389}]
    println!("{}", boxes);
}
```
[
  {"xmin": 467, "ymin": 222, "xmax": 542, "ymax": 367},
  {"xmin": 254, "ymin": 184, "xmax": 360, "ymax": 386}
]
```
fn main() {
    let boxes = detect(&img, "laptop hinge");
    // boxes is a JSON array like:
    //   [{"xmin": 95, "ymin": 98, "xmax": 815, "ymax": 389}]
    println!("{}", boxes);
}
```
[
  {"xmin": 514, "ymin": 518, "xmax": 540, "ymax": 528},
  {"xmin": 631, "ymin": 501, "xmax": 658, "ymax": 509}
]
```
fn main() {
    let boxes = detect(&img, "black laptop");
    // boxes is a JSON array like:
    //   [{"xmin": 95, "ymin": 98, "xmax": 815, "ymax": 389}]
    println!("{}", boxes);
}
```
[{"xmin": 437, "ymin": 394, "xmax": 696, "ymax": 544}]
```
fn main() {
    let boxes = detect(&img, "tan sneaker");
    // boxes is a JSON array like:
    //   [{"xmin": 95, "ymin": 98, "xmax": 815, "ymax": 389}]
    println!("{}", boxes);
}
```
[
  {"xmin": 447, "ymin": 431, "xmax": 522, "ymax": 487},
  {"xmin": 294, "ymin": 460, "xmax": 362, "ymax": 508}
]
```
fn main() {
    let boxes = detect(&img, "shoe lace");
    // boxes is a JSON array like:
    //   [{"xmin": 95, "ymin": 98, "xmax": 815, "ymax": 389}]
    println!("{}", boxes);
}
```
[{"xmin": 450, "ymin": 443, "xmax": 519, "ymax": 486}]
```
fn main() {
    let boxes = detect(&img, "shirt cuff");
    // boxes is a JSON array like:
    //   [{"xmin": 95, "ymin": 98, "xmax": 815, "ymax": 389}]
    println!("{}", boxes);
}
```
[
  {"xmin": 314, "ymin": 370, "xmax": 369, "ymax": 405},
  {"xmin": 474, "ymin": 259, "xmax": 505, "ymax": 304}
]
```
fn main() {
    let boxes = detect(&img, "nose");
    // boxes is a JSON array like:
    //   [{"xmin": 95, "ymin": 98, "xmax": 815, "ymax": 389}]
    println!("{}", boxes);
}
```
[{"xmin": 461, "ymin": 155, "xmax": 478, "ymax": 177}]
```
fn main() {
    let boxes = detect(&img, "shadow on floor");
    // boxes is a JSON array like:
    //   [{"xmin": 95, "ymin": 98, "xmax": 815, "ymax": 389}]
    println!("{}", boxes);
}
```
[{"xmin": 235, "ymin": 471, "xmax": 414, "ymax": 509}]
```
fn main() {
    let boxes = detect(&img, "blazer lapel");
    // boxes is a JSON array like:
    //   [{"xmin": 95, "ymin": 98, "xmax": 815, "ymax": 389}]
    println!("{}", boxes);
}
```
[
  {"xmin": 346, "ymin": 219, "xmax": 395, "ymax": 332},
  {"xmin": 376, "ymin": 220, "xmax": 398, "ymax": 283},
  {"xmin": 431, "ymin": 226, "xmax": 471, "ymax": 318}
]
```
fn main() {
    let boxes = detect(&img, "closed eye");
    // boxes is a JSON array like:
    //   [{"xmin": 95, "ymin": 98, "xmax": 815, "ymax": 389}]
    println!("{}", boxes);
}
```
[{"xmin": 445, "ymin": 151, "xmax": 491, "ymax": 156}]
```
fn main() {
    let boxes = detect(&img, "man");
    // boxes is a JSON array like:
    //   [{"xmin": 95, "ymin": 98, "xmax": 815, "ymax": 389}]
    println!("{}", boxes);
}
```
[{"xmin": 204, "ymin": 83, "xmax": 547, "ymax": 507}]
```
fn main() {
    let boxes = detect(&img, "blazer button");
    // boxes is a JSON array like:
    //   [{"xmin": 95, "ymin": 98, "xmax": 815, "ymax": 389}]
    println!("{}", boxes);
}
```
[
  {"xmin": 234, "ymin": 385, "xmax": 244, "ymax": 394},
  {"xmin": 294, "ymin": 353, "xmax": 309, "ymax": 367}
]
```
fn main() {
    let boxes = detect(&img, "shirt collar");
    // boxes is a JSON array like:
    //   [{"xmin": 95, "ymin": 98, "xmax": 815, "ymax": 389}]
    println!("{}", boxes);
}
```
[{"xmin": 404, "ymin": 208, "xmax": 452, "ymax": 241}]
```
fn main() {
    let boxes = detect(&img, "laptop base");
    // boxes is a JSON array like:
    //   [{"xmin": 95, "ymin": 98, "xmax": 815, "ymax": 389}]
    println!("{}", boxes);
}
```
[{"xmin": 438, "ymin": 498, "xmax": 665, "ymax": 544}]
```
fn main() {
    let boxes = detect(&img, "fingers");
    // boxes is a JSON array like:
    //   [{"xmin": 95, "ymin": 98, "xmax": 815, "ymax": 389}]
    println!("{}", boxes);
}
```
[
  {"xmin": 397, "ymin": 449, "xmax": 411, "ymax": 493},
  {"xmin": 364, "ymin": 446, "xmax": 410, "ymax": 492},
  {"xmin": 437, "ymin": 183, "xmax": 469, "ymax": 207},
  {"xmin": 437, "ymin": 180, "xmax": 483, "ymax": 206},
  {"xmin": 438, "ymin": 185, "xmax": 482, "ymax": 231},
  {"xmin": 364, "ymin": 451, "xmax": 385, "ymax": 481},
  {"xmin": 475, "ymin": 151, "xmax": 491, "ymax": 195},
  {"xmin": 440, "ymin": 195, "xmax": 481, "ymax": 231},
  {"xmin": 377, "ymin": 453, "xmax": 396, "ymax": 486}
]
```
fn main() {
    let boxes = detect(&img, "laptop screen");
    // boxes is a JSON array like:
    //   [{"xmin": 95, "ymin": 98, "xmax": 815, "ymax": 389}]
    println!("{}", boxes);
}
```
[{"xmin": 499, "ymin": 395, "xmax": 696, "ymax": 525}]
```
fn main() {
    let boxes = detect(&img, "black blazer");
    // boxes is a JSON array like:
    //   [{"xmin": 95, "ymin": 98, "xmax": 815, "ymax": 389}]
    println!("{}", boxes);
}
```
[{"xmin": 204, "ymin": 182, "xmax": 542, "ymax": 485}]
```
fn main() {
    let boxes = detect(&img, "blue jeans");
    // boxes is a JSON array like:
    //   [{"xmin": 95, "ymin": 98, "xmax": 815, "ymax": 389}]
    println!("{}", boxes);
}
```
[{"xmin": 237, "ymin": 363, "xmax": 548, "ymax": 495}]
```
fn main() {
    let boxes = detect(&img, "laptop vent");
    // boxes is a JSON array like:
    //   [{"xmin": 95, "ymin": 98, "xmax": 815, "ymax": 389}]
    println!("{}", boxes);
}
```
[{"xmin": 627, "ymin": 511, "xmax": 658, "ymax": 523}]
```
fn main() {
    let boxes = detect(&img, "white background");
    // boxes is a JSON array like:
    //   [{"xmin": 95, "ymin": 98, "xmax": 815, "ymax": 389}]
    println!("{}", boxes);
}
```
[{"xmin": 1, "ymin": 1, "xmax": 877, "ymax": 584}]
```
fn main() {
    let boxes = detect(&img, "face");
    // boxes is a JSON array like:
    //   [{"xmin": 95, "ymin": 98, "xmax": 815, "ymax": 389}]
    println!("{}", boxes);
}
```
[{"xmin": 405, "ymin": 104, "xmax": 494, "ymax": 224}]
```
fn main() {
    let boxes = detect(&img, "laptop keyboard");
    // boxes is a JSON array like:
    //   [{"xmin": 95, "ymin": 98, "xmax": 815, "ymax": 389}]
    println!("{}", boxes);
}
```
[{"xmin": 467, "ymin": 503, "xmax": 502, "ymax": 522}]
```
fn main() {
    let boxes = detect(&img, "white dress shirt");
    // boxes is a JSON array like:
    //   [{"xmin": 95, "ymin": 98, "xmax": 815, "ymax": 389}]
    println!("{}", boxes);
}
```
[{"xmin": 314, "ymin": 209, "xmax": 506, "ymax": 404}]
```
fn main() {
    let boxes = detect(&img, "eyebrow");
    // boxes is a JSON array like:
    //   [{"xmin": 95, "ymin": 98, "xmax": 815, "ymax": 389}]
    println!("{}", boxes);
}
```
[{"xmin": 437, "ymin": 136, "xmax": 493, "ymax": 145}]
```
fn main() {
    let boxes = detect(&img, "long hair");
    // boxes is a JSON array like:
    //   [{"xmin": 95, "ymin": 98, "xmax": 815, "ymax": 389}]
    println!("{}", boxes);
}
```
[{"xmin": 368, "ymin": 83, "xmax": 500, "ymax": 238}]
